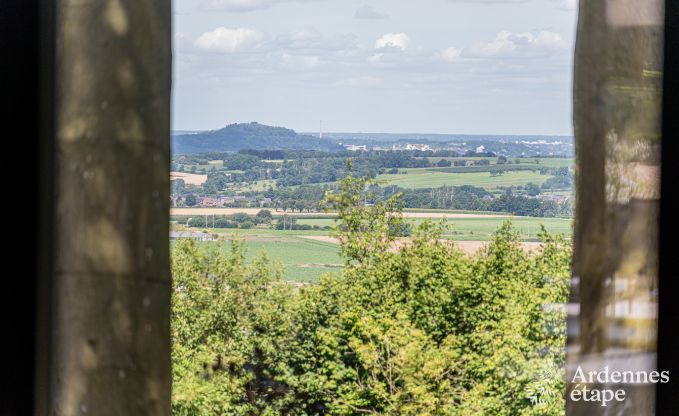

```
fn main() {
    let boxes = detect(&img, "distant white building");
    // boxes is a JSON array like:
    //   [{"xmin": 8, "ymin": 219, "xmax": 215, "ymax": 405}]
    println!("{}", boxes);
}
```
[
  {"xmin": 475, "ymin": 145, "xmax": 486, "ymax": 153},
  {"xmin": 392, "ymin": 143, "xmax": 432, "ymax": 151},
  {"xmin": 344, "ymin": 144, "xmax": 367, "ymax": 151}
]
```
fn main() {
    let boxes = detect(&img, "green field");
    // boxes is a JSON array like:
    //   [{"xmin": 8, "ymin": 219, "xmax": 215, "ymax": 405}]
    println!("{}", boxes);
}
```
[
  {"xmin": 376, "ymin": 170, "xmax": 553, "ymax": 189},
  {"xmin": 185, "ymin": 215, "xmax": 572, "ymax": 282},
  {"xmin": 296, "ymin": 216, "xmax": 572, "ymax": 240},
  {"xmin": 516, "ymin": 158, "xmax": 573, "ymax": 168},
  {"xmin": 206, "ymin": 231, "xmax": 343, "ymax": 282}
]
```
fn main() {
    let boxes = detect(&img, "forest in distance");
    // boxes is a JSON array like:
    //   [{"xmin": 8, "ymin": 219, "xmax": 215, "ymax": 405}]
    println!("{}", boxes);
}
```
[{"xmin": 170, "ymin": 123, "xmax": 574, "ymax": 219}]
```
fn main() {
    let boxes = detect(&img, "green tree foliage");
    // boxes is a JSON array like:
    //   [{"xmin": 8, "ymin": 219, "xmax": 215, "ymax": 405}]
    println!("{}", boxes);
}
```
[
  {"xmin": 185, "ymin": 194, "xmax": 198, "ymax": 207},
  {"xmin": 172, "ymin": 176, "xmax": 571, "ymax": 415},
  {"xmin": 172, "ymin": 179, "xmax": 186, "ymax": 195},
  {"xmin": 526, "ymin": 182, "xmax": 542, "ymax": 196},
  {"xmin": 256, "ymin": 209, "xmax": 274, "ymax": 224},
  {"xmin": 322, "ymin": 172, "xmax": 404, "ymax": 265}
]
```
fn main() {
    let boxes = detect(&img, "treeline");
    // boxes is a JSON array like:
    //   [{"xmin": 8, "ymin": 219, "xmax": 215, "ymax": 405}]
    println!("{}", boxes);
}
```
[
  {"xmin": 254, "ymin": 184, "xmax": 572, "ymax": 217},
  {"xmin": 174, "ymin": 151, "xmax": 571, "ymax": 193},
  {"xmin": 171, "ymin": 177, "xmax": 570, "ymax": 415},
  {"xmin": 381, "ymin": 185, "xmax": 572, "ymax": 217},
  {"xmin": 176, "ymin": 182, "xmax": 571, "ymax": 217},
  {"xmin": 174, "ymin": 148, "xmax": 477, "ymax": 167},
  {"xmin": 173, "ymin": 210, "xmax": 274, "ymax": 229},
  {"xmin": 172, "ymin": 210, "xmax": 332, "ymax": 231},
  {"xmin": 173, "ymin": 150, "xmax": 512, "ymax": 190}
]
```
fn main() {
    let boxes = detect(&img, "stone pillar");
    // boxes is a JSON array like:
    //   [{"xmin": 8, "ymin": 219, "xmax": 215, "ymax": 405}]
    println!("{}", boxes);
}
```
[
  {"xmin": 50, "ymin": 0, "xmax": 172, "ymax": 414},
  {"xmin": 567, "ymin": 0, "xmax": 663, "ymax": 414}
]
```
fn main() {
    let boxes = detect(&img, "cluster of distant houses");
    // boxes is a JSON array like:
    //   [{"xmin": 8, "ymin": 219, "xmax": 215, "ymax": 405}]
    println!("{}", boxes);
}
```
[
  {"xmin": 171, "ymin": 195, "xmax": 272, "ymax": 208},
  {"xmin": 343, "ymin": 143, "xmax": 434, "ymax": 152},
  {"xmin": 391, "ymin": 143, "xmax": 433, "ymax": 151},
  {"xmin": 535, "ymin": 194, "xmax": 570, "ymax": 204}
]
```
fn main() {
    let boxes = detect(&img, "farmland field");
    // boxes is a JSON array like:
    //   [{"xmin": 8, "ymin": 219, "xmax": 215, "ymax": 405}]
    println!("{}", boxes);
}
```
[
  {"xmin": 296, "ymin": 216, "xmax": 572, "ymax": 240},
  {"xmin": 206, "ymin": 231, "xmax": 343, "ymax": 282},
  {"xmin": 170, "ymin": 171, "xmax": 208, "ymax": 186},
  {"xmin": 184, "ymin": 214, "xmax": 573, "ymax": 282},
  {"xmin": 376, "ymin": 170, "xmax": 553, "ymax": 189}
]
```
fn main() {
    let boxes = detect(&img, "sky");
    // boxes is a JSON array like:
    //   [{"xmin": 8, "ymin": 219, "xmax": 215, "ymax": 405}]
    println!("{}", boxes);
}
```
[{"xmin": 172, "ymin": 0, "xmax": 578, "ymax": 135}]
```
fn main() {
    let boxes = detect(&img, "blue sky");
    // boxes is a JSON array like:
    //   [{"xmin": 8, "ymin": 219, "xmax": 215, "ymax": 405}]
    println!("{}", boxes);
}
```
[{"xmin": 172, "ymin": 0, "xmax": 577, "ymax": 135}]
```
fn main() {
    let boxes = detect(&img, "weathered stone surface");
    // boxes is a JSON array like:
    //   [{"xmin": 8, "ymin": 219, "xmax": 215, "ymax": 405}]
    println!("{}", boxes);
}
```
[
  {"xmin": 51, "ymin": 0, "xmax": 172, "ymax": 414},
  {"xmin": 568, "ymin": 0, "xmax": 663, "ymax": 414}
]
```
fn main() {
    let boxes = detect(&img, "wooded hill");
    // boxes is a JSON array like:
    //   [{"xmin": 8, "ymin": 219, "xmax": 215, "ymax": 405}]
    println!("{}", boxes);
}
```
[{"xmin": 172, "ymin": 122, "xmax": 343, "ymax": 154}]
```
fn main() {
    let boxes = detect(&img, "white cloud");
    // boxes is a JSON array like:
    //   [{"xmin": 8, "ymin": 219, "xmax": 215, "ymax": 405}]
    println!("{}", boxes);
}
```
[
  {"xmin": 439, "ymin": 29, "xmax": 568, "ymax": 61},
  {"xmin": 466, "ymin": 30, "xmax": 517, "ymax": 57},
  {"xmin": 533, "ymin": 30, "xmax": 567, "ymax": 47},
  {"xmin": 438, "ymin": 47, "xmax": 463, "ymax": 62},
  {"xmin": 375, "ymin": 33, "xmax": 410, "ymax": 51},
  {"xmin": 194, "ymin": 27, "xmax": 264, "ymax": 52},
  {"xmin": 201, "ymin": 0, "xmax": 323, "ymax": 12},
  {"xmin": 355, "ymin": 5, "xmax": 388, "ymax": 19}
]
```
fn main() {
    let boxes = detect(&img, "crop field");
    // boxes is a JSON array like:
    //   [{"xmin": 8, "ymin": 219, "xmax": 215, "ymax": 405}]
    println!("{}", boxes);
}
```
[
  {"xmin": 170, "ymin": 171, "xmax": 208, "ymax": 186},
  {"xmin": 296, "ymin": 216, "xmax": 572, "ymax": 240},
  {"xmin": 181, "ymin": 215, "xmax": 572, "ymax": 282},
  {"xmin": 515, "ymin": 158, "xmax": 573, "ymax": 168},
  {"xmin": 376, "ymin": 170, "xmax": 553, "ymax": 189},
  {"xmin": 207, "ymin": 231, "xmax": 343, "ymax": 282}
]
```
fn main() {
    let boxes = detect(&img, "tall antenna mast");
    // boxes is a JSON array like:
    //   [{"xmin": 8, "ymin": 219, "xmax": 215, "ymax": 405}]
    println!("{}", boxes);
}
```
[{"xmin": 319, "ymin": 120, "xmax": 323, "ymax": 139}]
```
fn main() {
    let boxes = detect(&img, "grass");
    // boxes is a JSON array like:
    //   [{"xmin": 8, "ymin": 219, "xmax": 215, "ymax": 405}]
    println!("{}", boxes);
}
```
[
  {"xmin": 207, "ymin": 231, "xmax": 343, "ymax": 282},
  {"xmin": 402, "ymin": 208, "xmax": 511, "ymax": 215},
  {"xmin": 295, "ymin": 216, "xmax": 572, "ymax": 240},
  {"xmin": 376, "ymin": 170, "xmax": 553, "ymax": 189},
  {"xmin": 186, "ymin": 215, "xmax": 573, "ymax": 283},
  {"xmin": 516, "ymin": 158, "xmax": 573, "ymax": 168},
  {"xmin": 422, "ymin": 217, "xmax": 572, "ymax": 240}
]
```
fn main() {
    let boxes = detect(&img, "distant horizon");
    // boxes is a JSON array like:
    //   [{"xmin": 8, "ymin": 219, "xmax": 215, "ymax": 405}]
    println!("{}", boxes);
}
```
[
  {"xmin": 172, "ymin": 130, "xmax": 574, "ymax": 138},
  {"xmin": 171, "ymin": 122, "xmax": 573, "ymax": 138}
]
